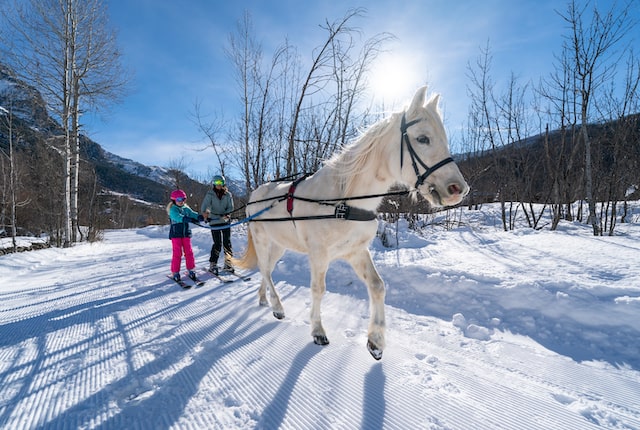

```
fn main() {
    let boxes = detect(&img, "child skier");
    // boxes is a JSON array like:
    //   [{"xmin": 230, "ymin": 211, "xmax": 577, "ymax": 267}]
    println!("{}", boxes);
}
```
[{"xmin": 167, "ymin": 189, "xmax": 202, "ymax": 283}]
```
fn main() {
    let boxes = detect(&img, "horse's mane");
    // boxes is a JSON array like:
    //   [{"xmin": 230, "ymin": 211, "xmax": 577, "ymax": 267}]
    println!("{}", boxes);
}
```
[{"xmin": 324, "ymin": 114, "xmax": 397, "ymax": 197}]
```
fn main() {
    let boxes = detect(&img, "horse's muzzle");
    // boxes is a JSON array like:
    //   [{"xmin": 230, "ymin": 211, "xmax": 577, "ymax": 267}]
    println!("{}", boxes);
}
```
[{"xmin": 428, "ymin": 180, "xmax": 469, "ymax": 207}]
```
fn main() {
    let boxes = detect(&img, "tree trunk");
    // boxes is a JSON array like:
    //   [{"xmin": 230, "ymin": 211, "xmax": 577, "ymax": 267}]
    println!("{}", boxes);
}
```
[{"xmin": 581, "ymin": 120, "xmax": 599, "ymax": 235}]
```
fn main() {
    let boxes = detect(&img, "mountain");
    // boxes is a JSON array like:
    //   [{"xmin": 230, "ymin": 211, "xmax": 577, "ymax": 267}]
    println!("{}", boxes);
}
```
[
  {"xmin": 0, "ymin": 63, "xmax": 210, "ymax": 232},
  {"xmin": 0, "ymin": 64, "xmax": 55, "ymax": 132}
]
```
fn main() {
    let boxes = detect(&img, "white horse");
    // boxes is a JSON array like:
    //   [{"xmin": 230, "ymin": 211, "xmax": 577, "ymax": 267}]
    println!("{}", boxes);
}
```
[{"xmin": 234, "ymin": 86, "xmax": 469, "ymax": 360}]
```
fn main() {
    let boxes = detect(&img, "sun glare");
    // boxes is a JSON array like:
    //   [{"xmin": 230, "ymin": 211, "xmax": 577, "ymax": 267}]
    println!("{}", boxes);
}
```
[{"xmin": 368, "ymin": 52, "xmax": 422, "ymax": 108}]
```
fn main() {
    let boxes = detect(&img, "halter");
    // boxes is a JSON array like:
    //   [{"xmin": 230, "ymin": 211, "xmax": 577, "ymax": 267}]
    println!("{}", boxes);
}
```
[{"xmin": 400, "ymin": 113, "xmax": 454, "ymax": 189}]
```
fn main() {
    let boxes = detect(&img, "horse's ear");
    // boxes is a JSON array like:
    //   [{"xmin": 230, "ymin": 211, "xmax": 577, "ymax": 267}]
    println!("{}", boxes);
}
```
[
  {"xmin": 408, "ymin": 86, "xmax": 428, "ymax": 114},
  {"xmin": 426, "ymin": 93, "xmax": 441, "ymax": 113}
]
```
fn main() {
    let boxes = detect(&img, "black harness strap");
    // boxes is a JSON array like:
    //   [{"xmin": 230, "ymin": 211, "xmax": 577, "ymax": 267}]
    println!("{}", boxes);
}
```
[
  {"xmin": 335, "ymin": 203, "xmax": 377, "ymax": 221},
  {"xmin": 292, "ymin": 189, "xmax": 409, "ymax": 206},
  {"xmin": 400, "ymin": 114, "xmax": 421, "ymax": 170},
  {"xmin": 251, "ymin": 202, "xmax": 376, "ymax": 223}
]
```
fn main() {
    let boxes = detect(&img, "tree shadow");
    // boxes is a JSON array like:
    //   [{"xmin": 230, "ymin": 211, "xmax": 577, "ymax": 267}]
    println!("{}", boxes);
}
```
[
  {"xmin": 0, "ymin": 276, "xmax": 268, "ymax": 429},
  {"xmin": 255, "ymin": 344, "xmax": 322, "ymax": 429}
]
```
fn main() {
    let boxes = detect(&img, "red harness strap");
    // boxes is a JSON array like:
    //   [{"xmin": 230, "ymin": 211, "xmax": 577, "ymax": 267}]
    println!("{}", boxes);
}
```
[{"xmin": 286, "ymin": 176, "xmax": 306, "ymax": 216}]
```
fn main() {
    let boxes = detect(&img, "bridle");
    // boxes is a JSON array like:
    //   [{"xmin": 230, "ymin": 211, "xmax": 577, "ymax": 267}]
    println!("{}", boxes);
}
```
[{"xmin": 400, "ymin": 113, "xmax": 454, "ymax": 189}]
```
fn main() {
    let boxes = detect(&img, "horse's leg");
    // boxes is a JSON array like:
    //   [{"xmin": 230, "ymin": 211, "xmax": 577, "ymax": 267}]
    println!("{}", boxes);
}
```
[
  {"xmin": 255, "ymin": 237, "xmax": 285, "ymax": 319},
  {"xmin": 257, "ymin": 278, "xmax": 268, "ymax": 307},
  {"xmin": 308, "ymin": 255, "xmax": 330, "ymax": 345},
  {"xmin": 345, "ymin": 248, "xmax": 386, "ymax": 360}
]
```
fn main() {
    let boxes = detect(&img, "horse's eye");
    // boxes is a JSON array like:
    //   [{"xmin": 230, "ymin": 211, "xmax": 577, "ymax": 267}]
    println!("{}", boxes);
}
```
[{"xmin": 416, "ymin": 135, "xmax": 430, "ymax": 144}]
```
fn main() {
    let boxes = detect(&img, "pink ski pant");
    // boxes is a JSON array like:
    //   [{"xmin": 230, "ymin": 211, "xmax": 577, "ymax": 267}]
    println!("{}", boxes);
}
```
[{"xmin": 171, "ymin": 237, "xmax": 195, "ymax": 273}]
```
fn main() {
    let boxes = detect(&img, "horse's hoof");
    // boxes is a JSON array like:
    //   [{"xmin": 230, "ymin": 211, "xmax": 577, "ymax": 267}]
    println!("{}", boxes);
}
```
[
  {"xmin": 367, "ymin": 340, "xmax": 383, "ymax": 360},
  {"xmin": 273, "ymin": 311, "xmax": 285, "ymax": 320},
  {"xmin": 313, "ymin": 335, "xmax": 330, "ymax": 345},
  {"xmin": 259, "ymin": 299, "xmax": 269, "ymax": 307}
]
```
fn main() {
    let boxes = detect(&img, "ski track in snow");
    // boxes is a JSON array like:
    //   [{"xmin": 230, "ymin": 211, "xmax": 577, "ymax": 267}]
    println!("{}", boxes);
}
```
[{"xmin": 1, "ymin": 212, "xmax": 640, "ymax": 429}]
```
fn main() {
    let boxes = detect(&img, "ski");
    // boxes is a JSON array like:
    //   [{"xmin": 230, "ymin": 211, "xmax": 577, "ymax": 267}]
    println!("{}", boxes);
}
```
[
  {"xmin": 208, "ymin": 271, "xmax": 235, "ymax": 283},
  {"xmin": 204, "ymin": 269, "xmax": 251, "ymax": 284},
  {"xmin": 222, "ymin": 271, "xmax": 252, "ymax": 282},
  {"xmin": 166, "ymin": 274, "xmax": 192, "ymax": 289},
  {"xmin": 184, "ymin": 272, "xmax": 206, "ymax": 287}
]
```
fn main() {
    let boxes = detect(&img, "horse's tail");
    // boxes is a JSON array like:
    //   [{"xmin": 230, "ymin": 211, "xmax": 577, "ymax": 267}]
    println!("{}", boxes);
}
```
[{"xmin": 232, "ymin": 229, "xmax": 258, "ymax": 270}]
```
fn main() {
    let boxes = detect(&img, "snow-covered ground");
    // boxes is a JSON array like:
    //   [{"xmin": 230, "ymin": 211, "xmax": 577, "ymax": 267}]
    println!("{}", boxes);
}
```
[{"xmin": 1, "ymin": 204, "xmax": 639, "ymax": 429}]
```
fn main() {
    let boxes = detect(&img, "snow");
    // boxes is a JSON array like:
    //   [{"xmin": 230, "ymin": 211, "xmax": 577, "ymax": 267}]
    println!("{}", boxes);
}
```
[{"xmin": 1, "ymin": 203, "xmax": 639, "ymax": 429}]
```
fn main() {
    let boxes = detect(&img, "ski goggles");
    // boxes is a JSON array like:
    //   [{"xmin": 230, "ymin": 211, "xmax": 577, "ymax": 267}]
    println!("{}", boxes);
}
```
[
  {"xmin": 175, "ymin": 197, "xmax": 186, "ymax": 202},
  {"xmin": 213, "ymin": 180, "xmax": 224, "ymax": 186}
]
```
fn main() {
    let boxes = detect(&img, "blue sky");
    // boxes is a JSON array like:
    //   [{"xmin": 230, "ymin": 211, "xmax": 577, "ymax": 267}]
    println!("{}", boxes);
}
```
[{"xmin": 83, "ymin": 0, "xmax": 624, "ymax": 180}]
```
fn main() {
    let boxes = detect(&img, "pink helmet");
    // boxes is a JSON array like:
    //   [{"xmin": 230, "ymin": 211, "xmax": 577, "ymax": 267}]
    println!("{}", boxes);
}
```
[{"xmin": 170, "ymin": 189, "xmax": 187, "ymax": 201}]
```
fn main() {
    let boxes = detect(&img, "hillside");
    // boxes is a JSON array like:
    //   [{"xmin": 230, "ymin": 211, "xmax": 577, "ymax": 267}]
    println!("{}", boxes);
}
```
[{"xmin": 458, "ymin": 115, "xmax": 640, "ymax": 205}]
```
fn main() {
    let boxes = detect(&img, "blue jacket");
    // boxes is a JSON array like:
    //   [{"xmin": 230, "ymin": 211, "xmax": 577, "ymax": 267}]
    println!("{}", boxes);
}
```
[{"xmin": 168, "ymin": 203, "xmax": 200, "ymax": 238}]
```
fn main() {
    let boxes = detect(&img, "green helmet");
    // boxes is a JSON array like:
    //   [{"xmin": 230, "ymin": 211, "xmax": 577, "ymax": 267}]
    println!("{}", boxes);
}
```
[{"xmin": 213, "ymin": 175, "xmax": 225, "ymax": 186}]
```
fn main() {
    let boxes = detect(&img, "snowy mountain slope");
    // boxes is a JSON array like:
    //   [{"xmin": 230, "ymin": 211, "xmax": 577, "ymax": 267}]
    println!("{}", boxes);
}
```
[
  {"xmin": 101, "ymin": 150, "xmax": 177, "ymax": 188},
  {"xmin": 1, "ymin": 64, "xmax": 194, "ymax": 206},
  {"xmin": 0, "ymin": 205, "xmax": 639, "ymax": 429}
]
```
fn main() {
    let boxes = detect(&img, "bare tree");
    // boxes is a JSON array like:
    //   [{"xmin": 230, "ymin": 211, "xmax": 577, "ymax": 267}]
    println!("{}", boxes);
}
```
[
  {"xmin": 282, "ymin": 9, "xmax": 369, "ymax": 176},
  {"xmin": 558, "ymin": 0, "xmax": 635, "ymax": 235},
  {"xmin": 598, "ymin": 50, "xmax": 640, "ymax": 235},
  {"xmin": 0, "ymin": 0, "xmax": 127, "ymax": 246},
  {"xmin": 466, "ymin": 42, "xmax": 514, "ymax": 229},
  {"xmin": 538, "ymin": 45, "xmax": 582, "ymax": 229},
  {"xmin": 225, "ymin": 10, "xmax": 262, "ymax": 192},
  {"xmin": 466, "ymin": 41, "xmax": 546, "ymax": 230},
  {"xmin": 167, "ymin": 157, "xmax": 190, "ymax": 190},
  {"xmin": 222, "ymin": 8, "xmax": 391, "ymax": 193},
  {"xmin": 224, "ymin": 11, "xmax": 299, "ymax": 191},
  {"xmin": 191, "ymin": 100, "xmax": 227, "ymax": 176},
  {"xmin": 0, "ymin": 102, "xmax": 31, "ymax": 251}
]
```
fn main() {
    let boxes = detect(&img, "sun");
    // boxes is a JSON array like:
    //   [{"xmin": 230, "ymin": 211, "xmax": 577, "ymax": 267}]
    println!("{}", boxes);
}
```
[{"xmin": 368, "ymin": 52, "xmax": 423, "ymax": 108}]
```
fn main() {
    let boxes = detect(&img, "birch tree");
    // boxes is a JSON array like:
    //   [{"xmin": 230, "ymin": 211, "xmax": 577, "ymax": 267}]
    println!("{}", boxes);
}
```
[
  {"xmin": 0, "ymin": 0, "xmax": 127, "ymax": 246},
  {"xmin": 0, "ymin": 102, "xmax": 29, "ymax": 252}
]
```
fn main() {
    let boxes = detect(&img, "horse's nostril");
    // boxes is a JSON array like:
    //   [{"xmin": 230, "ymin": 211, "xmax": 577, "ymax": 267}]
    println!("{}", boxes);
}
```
[{"xmin": 448, "ymin": 183, "xmax": 461, "ymax": 195}]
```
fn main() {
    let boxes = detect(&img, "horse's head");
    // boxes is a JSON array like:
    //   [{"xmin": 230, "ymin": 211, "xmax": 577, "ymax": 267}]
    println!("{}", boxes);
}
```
[{"xmin": 398, "ymin": 86, "xmax": 469, "ymax": 207}]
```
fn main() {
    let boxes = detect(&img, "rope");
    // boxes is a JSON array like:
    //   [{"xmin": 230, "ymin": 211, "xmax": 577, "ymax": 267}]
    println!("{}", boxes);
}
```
[{"xmin": 191, "ymin": 200, "xmax": 279, "ymax": 230}]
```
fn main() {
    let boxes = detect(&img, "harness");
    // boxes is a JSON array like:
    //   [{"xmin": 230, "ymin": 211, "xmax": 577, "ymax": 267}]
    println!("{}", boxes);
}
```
[
  {"xmin": 196, "ymin": 194, "xmax": 377, "ymax": 230},
  {"xmin": 194, "ymin": 113, "xmax": 456, "ymax": 228}
]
